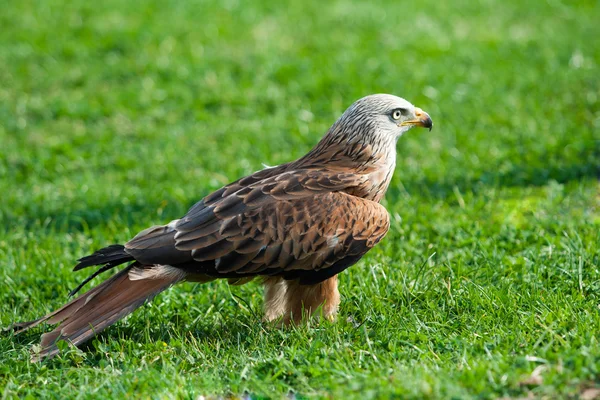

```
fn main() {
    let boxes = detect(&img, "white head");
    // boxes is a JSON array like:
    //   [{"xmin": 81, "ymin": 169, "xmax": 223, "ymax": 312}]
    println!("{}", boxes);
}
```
[
  {"xmin": 298, "ymin": 94, "xmax": 433, "ymax": 171},
  {"xmin": 336, "ymin": 94, "xmax": 432, "ymax": 141},
  {"xmin": 310, "ymin": 94, "xmax": 433, "ymax": 160}
]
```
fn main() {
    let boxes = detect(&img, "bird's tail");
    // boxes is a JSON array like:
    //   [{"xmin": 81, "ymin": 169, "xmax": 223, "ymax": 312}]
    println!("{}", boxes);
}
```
[{"xmin": 14, "ymin": 264, "xmax": 180, "ymax": 361}]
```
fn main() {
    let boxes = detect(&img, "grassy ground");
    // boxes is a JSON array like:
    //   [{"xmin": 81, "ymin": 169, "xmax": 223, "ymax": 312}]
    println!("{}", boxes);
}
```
[{"xmin": 1, "ymin": 0, "xmax": 599, "ymax": 398}]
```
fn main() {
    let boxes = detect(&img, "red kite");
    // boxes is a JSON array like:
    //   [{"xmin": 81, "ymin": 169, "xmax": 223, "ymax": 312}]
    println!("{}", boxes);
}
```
[{"xmin": 14, "ymin": 94, "xmax": 433, "ymax": 360}]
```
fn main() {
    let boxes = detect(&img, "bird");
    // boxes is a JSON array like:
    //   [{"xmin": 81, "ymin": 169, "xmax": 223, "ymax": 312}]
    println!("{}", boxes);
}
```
[{"xmin": 13, "ymin": 93, "xmax": 433, "ymax": 360}]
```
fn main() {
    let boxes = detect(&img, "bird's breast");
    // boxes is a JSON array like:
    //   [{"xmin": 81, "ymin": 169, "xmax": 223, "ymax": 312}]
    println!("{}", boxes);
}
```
[{"xmin": 345, "ymin": 161, "xmax": 396, "ymax": 202}]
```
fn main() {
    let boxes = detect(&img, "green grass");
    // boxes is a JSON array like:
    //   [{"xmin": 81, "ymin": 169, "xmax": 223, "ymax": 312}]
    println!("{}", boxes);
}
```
[{"xmin": 1, "ymin": 0, "xmax": 599, "ymax": 398}]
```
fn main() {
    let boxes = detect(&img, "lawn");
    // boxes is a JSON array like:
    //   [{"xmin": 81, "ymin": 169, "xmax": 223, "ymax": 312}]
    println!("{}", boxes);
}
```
[{"xmin": 1, "ymin": 0, "xmax": 599, "ymax": 398}]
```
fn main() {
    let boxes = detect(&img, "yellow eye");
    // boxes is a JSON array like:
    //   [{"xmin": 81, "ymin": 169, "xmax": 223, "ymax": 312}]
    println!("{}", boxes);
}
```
[{"xmin": 391, "ymin": 109, "xmax": 403, "ymax": 120}]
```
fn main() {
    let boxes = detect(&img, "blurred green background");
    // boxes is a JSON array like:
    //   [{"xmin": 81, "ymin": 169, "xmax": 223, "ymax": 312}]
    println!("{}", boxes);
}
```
[{"xmin": 1, "ymin": 0, "xmax": 599, "ymax": 398}]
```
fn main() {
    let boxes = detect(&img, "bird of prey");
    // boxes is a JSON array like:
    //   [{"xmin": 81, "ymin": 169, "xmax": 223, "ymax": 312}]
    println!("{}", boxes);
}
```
[{"xmin": 13, "ymin": 94, "xmax": 432, "ymax": 360}]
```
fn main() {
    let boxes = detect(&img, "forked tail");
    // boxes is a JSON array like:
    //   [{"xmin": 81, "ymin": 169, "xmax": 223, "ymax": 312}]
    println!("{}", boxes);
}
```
[{"xmin": 14, "ymin": 263, "xmax": 179, "ymax": 361}]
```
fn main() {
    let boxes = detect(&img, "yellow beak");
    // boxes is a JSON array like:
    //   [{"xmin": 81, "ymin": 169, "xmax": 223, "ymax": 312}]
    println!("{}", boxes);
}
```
[{"xmin": 401, "ymin": 107, "xmax": 433, "ymax": 131}]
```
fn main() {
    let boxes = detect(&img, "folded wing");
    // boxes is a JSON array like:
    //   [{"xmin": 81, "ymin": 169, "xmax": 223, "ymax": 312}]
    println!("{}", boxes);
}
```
[{"xmin": 125, "ymin": 168, "xmax": 389, "ymax": 284}]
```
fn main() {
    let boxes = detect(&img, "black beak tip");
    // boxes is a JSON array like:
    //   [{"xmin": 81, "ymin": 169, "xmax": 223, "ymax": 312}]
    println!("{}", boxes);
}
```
[{"xmin": 424, "ymin": 118, "xmax": 433, "ymax": 131}]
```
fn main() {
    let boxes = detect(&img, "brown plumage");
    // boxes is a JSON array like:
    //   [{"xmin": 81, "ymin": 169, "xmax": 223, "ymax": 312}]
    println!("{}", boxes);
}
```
[{"xmin": 12, "ymin": 94, "xmax": 433, "ymax": 360}]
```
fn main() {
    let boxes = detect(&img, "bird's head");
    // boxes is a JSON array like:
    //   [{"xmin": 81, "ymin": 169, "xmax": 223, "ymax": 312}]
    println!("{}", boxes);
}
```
[
  {"xmin": 299, "ymin": 94, "xmax": 433, "ymax": 169},
  {"xmin": 336, "ymin": 94, "xmax": 433, "ymax": 142}
]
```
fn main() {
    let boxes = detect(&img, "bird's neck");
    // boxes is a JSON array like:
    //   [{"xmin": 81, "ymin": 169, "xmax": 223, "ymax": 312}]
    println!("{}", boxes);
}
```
[{"xmin": 294, "ymin": 130, "xmax": 398, "ymax": 202}]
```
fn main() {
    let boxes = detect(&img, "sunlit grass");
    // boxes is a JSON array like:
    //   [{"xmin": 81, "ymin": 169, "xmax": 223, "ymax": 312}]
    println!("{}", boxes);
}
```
[{"xmin": 1, "ymin": 0, "xmax": 599, "ymax": 398}]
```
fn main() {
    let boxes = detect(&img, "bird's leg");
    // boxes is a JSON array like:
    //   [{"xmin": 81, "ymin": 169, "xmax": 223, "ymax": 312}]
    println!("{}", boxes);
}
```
[
  {"xmin": 283, "ymin": 275, "xmax": 340, "ymax": 325},
  {"xmin": 263, "ymin": 277, "xmax": 288, "ymax": 322}
]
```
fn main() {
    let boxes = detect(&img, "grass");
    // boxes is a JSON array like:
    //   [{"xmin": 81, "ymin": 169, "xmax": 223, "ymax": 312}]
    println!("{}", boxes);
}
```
[{"xmin": 1, "ymin": 0, "xmax": 599, "ymax": 398}]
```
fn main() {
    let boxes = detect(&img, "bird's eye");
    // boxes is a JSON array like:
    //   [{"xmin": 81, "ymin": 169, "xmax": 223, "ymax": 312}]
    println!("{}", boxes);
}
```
[{"xmin": 391, "ymin": 109, "xmax": 405, "ymax": 120}]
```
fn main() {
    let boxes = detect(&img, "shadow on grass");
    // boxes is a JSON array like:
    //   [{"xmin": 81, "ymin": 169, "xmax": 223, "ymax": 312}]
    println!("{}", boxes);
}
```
[
  {"xmin": 4, "ymin": 196, "xmax": 190, "ymax": 233},
  {"xmin": 63, "ymin": 314, "xmax": 258, "ymax": 367},
  {"xmin": 393, "ymin": 160, "xmax": 600, "ymax": 201},
  {"xmin": 6, "ymin": 157, "xmax": 600, "ymax": 235},
  {"xmin": 5, "ymin": 305, "xmax": 260, "ymax": 366}
]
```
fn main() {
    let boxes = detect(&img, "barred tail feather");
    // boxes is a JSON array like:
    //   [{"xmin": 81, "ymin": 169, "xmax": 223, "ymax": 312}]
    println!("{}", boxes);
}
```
[{"xmin": 15, "ymin": 264, "xmax": 180, "ymax": 361}]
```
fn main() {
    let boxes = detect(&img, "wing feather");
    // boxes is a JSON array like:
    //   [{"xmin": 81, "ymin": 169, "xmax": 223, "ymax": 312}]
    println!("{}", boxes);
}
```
[
  {"xmin": 124, "ymin": 167, "xmax": 387, "ymax": 284},
  {"xmin": 177, "ymin": 190, "xmax": 389, "ymax": 281}
]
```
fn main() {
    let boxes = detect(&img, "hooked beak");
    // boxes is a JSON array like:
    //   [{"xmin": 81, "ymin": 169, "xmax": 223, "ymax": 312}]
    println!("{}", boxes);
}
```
[{"xmin": 400, "ymin": 107, "xmax": 433, "ymax": 131}]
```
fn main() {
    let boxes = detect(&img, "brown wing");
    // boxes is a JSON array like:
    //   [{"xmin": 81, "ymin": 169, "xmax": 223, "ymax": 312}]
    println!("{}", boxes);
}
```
[
  {"xmin": 176, "ymin": 191, "xmax": 389, "ymax": 283},
  {"xmin": 126, "ymin": 169, "xmax": 387, "ymax": 283},
  {"xmin": 175, "ymin": 168, "xmax": 367, "ymax": 233}
]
